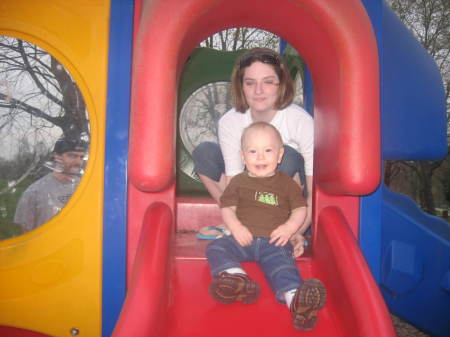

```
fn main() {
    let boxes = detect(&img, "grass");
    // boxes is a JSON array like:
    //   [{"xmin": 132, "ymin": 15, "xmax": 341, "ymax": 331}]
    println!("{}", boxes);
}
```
[{"xmin": 0, "ymin": 178, "xmax": 31, "ymax": 240}]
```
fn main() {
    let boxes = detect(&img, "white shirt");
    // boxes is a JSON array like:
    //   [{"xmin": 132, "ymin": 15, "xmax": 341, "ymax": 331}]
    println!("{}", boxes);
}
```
[
  {"xmin": 14, "ymin": 173, "xmax": 80, "ymax": 231},
  {"xmin": 218, "ymin": 104, "xmax": 314, "ymax": 177}
]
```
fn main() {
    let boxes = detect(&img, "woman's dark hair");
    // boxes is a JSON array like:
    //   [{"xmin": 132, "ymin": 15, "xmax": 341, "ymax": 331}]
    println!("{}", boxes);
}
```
[{"xmin": 231, "ymin": 48, "xmax": 294, "ymax": 113}]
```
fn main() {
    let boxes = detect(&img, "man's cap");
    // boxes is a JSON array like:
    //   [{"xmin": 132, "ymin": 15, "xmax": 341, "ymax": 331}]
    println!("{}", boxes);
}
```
[{"xmin": 53, "ymin": 138, "xmax": 88, "ymax": 154}]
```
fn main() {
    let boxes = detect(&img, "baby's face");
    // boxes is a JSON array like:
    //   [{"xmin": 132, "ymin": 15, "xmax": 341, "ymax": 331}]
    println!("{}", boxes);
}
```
[{"xmin": 241, "ymin": 127, "xmax": 284, "ymax": 178}]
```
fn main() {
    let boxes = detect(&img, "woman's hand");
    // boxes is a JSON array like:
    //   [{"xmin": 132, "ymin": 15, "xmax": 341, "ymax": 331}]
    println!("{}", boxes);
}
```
[{"xmin": 290, "ymin": 232, "xmax": 306, "ymax": 257}]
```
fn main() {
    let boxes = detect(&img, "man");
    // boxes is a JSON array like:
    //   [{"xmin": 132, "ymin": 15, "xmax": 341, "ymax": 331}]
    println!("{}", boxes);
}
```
[{"xmin": 14, "ymin": 138, "xmax": 87, "ymax": 233}]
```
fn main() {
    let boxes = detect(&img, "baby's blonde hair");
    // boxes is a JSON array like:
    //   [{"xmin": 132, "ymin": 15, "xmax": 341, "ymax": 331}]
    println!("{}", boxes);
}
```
[{"xmin": 241, "ymin": 122, "xmax": 283, "ymax": 149}]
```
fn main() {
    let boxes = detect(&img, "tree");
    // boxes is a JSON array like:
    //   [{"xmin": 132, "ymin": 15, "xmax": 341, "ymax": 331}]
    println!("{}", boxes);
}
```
[
  {"xmin": 200, "ymin": 27, "xmax": 279, "ymax": 51},
  {"xmin": 0, "ymin": 36, "xmax": 89, "ymax": 197},
  {"xmin": 0, "ymin": 37, "xmax": 89, "ymax": 141},
  {"xmin": 388, "ymin": 0, "xmax": 449, "ymax": 109},
  {"xmin": 385, "ymin": 0, "xmax": 450, "ymax": 215}
]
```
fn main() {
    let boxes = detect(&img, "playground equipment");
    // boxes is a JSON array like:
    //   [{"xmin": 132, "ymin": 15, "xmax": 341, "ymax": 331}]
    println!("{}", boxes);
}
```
[{"xmin": 0, "ymin": 0, "xmax": 448, "ymax": 336}]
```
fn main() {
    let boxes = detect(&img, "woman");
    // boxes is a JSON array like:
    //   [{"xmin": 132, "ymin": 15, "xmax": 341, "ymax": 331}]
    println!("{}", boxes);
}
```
[{"xmin": 193, "ymin": 48, "xmax": 314, "ymax": 255}]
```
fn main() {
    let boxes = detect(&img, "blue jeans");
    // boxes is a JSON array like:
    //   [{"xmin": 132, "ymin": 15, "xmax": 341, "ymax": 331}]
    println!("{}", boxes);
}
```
[
  {"xmin": 206, "ymin": 235, "xmax": 303, "ymax": 303},
  {"xmin": 192, "ymin": 141, "xmax": 307, "ymax": 193}
]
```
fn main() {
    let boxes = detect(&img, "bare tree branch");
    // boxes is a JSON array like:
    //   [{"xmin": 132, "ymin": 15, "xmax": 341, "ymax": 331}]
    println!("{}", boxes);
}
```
[{"xmin": 385, "ymin": 0, "xmax": 449, "ymax": 213}]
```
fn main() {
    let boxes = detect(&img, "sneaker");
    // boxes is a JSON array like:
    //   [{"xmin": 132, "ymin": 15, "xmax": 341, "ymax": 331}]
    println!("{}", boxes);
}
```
[
  {"xmin": 209, "ymin": 272, "xmax": 260, "ymax": 304},
  {"xmin": 290, "ymin": 278, "xmax": 327, "ymax": 331}
]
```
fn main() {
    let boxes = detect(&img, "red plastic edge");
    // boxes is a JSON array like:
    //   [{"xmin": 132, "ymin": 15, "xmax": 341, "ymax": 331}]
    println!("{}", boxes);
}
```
[
  {"xmin": 314, "ymin": 206, "xmax": 396, "ymax": 337},
  {"xmin": 112, "ymin": 202, "xmax": 174, "ymax": 337}
]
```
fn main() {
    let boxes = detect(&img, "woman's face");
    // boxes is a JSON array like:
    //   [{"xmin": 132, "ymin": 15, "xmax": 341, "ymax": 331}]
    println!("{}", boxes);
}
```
[{"xmin": 242, "ymin": 61, "xmax": 280, "ymax": 116}]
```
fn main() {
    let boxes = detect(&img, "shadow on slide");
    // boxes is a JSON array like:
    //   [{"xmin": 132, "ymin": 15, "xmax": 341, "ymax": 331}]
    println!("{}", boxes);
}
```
[{"xmin": 112, "ymin": 203, "xmax": 396, "ymax": 337}]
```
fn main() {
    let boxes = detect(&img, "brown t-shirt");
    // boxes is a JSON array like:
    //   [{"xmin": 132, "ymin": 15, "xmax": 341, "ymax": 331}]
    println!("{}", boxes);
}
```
[{"xmin": 220, "ymin": 171, "xmax": 307, "ymax": 238}]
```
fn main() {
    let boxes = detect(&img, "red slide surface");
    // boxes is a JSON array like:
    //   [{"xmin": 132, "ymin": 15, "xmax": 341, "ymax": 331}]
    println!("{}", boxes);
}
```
[{"xmin": 113, "ymin": 202, "xmax": 395, "ymax": 337}]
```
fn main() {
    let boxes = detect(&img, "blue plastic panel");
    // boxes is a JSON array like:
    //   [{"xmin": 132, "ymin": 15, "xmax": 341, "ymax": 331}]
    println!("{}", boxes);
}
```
[
  {"xmin": 102, "ymin": 0, "xmax": 134, "ymax": 336},
  {"xmin": 381, "ymin": 3, "xmax": 447, "ymax": 160}
]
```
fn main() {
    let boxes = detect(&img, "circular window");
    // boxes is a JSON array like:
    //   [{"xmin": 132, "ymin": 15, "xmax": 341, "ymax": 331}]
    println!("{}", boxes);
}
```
[
  {"xmin": 178, "ymin": 81, "xmax": 232, "ymax": 182},
  {"xmin": 0, "ymin": 36, "xmax": 90, "ymax": 239}
]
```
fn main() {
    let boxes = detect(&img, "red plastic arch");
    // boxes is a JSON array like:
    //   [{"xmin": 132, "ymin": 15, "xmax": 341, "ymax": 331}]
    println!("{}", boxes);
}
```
[{"xmin": 129, "ymin": 0, "xmax": 380, "ymax": 196}]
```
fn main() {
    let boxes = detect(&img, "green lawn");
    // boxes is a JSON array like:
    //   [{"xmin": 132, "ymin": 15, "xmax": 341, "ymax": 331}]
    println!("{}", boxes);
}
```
[{"xmin": 0, "ymin": 178, "xmax": 30, "ymax": 240}]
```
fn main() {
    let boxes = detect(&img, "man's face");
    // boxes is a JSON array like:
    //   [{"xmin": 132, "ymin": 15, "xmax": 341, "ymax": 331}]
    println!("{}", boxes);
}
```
[{"xmin": 54, "ymin": 151, "xmax": 85, "ymax": 175}]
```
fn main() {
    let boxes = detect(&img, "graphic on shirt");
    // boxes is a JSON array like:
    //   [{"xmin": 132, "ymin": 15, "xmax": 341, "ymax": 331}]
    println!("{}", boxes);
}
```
[{"xmin": 255, "ymin": 191, "xmax": 278, "ymax": 206}]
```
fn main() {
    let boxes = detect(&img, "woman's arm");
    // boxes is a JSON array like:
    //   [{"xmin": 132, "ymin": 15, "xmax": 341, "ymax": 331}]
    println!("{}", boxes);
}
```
[
  {"xmin": 300, "ymin": 175, "xmax": 313, "ymax": 233},
  {"xmin": 290, "ymin": 175, "xmax": 312, "ymax": 257},
  {"xmin": 218, "ymin": 111, "xmax": 245, "ymax": 177},
  {"xmin": 291, "ymin": 174, "xmax": 312, "ymax": 234},
  {"xmin": 198, "ymin": 174, "xmax": 228, "ymax": 204}
]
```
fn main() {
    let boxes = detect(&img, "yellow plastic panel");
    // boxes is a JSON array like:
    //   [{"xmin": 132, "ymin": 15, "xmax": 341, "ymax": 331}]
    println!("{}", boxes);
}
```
[{"xmin": 0, "ymin": 1, "xmax": 109, "ymax": 336}]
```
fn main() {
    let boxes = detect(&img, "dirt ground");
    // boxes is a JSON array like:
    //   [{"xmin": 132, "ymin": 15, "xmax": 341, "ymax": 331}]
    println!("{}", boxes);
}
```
[{"xmin": 392, "ymin": 315, "xmax": 431, "ymax": 337}]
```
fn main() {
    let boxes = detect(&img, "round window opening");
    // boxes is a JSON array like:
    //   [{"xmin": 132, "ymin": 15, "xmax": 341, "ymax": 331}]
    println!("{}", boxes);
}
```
[
  {"xmin": 178, "ymin": 81, "xmax": 232, "ymax": 182},
  {"xmin": 0, "ymin": 36, "xmax": 90, "ymax": 239},
  {"xmin": 178, "ymin": 77, "xmax": 303, "ymax": 185}
]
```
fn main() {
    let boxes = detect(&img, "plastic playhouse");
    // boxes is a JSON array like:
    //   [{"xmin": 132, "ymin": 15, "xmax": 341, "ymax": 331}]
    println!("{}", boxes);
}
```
[{"xmin": 0, "ymin": 0, "xmax": 448, "ymax": 336}]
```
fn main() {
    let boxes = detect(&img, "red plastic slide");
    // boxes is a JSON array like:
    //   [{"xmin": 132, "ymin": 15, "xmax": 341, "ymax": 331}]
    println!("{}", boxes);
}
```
[
  {"xmin": 113, "ymin": 202, "xmax": 395, "ymax": 337},
  {"xmin": 115, "ymin": 0, "xmax": 395, "ymax": 335}
]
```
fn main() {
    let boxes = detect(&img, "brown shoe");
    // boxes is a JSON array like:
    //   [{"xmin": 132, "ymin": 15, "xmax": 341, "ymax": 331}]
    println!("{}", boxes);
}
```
[
  {"xmin": 209, "ymin": 272, "xmax": 260, "ymax": 304},
  {"xmin": 290, "ymin": 278, "xmax": 326, "ymax": 331}
]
